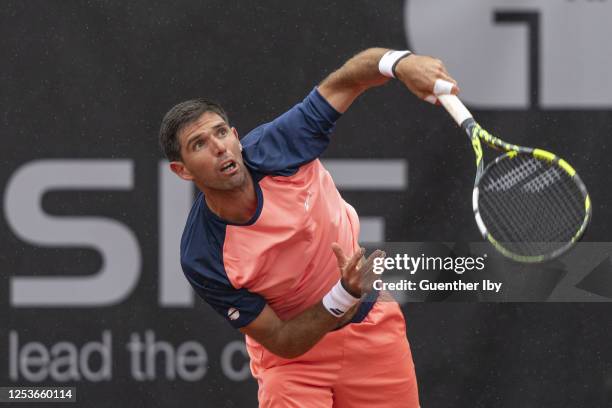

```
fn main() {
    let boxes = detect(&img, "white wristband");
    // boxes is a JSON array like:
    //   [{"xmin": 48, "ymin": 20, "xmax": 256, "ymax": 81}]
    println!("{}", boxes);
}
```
[
  {"xmin": 322, "ymin": 280, "xmax": 360, "ymax": 317},
  {"xmin": 378, "ymin": 50, "xmax": 412, "ymax": 78}
]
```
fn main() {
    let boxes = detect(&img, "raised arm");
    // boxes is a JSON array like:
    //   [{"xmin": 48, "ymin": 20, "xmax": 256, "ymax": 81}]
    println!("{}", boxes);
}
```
[{"xmin": 318, "ymin": 47, "xmax": 459, "ymax": 113}]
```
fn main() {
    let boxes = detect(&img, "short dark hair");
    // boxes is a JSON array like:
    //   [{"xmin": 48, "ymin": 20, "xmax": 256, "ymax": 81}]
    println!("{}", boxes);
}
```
[{"xmin": 159, "ymin": 99, "xmax": 229, "ymax": 161}]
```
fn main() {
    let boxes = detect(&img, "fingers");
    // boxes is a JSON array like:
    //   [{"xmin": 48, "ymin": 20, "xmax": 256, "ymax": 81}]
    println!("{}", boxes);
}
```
[
  {"xmin": 365, "ymin": 249, "xmax": 385, "ymax": 264},
  {"xmin": 331, "ymin": 242, "xmax": 347, "ymax": 268},
  {"xmin": 337, "ymin": 246, "xmax": 366, "ymax": 297},
  {"xmin": 424, "ymin": 57, "xmax": 460, "ymax": 100},
  {"xmin": 359, "ymin": 250, "xmax": 386, "ymax": 276},
  {"xmin": 333, "ymin": 245, "xmax": 390, "ymax": 296},
  {"xmin": 424, "ymin": 95, "xmax": 438, "ymax": 105},
  {"xmin": 363, "ymin": 251, "xmax": 385, "ymax": 274},
  {"xmin": 345, "ymin": 247, "xmax": 365, "ymax": 274},
  {"xmin": 359, "ymin": 249, "xmax": 387, "ymax": 294},
  {"xmin": 440, "ymin": 75, "xmax": 460, "ymax": 95},
  {"xmin": 440, "ymin": 75, "xmax": 460, "ymax": 94},
  {"xmin": 332, "ymin": 243, "xmax": 365, "ymax": 273},
  {"xmin": 433, "ymin": 78, "xmax": 455, "ymax": 96},
  {"xmin": 429, "ymin": 57, "xmax": 459, "ymax": 94},
  {"xmin": 424, "ymin": 75, "xmax": 460, "ymax": 104},
  {"xmin": 422, "ymin": 78, "xmax": 460, "ymax": 105},
  {"xmin": 439, "ymin": 63, "xmax": 450, "ymax": 76}
]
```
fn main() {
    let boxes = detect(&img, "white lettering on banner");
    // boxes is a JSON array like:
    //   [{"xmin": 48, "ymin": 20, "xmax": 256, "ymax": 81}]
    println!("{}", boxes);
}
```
[
  {"xmin": 405, "ymin": 0, "xmax": 612, "ymax": 108},
  {"xmin": 8, "ymin": 330, "xmax": 252, "ymax": 382},
  {"xmin": 126, "ymin": 331, "xmax": 207, "ymax": 381},
  {"xmin": 176, "ymin": 341, "xmax": 208, "ymax": 381},
  {"xmin": 159, "ymin": 163, "xmax": 194, "ymax": 307},
  {"xmin": 220, "ymin": 340, "xmax": 251, "ymax": 381},
  {"xmin": 9, "ymin": 330, "xmax": 213, "ymax": 382},
  {"xmin": 9, "ymin": 331, "xmax": 112, "ymax": 382},
  {"xmin": 49, "ymin": 342, "xmax": 81, "ymax": 382},
  {"xmin": 4, "ymin": 160, "xmax": 140, "ymax": 307},
  {"xmin": 5, "ymin": 159, "xmax": 406, "ymax": 307}
]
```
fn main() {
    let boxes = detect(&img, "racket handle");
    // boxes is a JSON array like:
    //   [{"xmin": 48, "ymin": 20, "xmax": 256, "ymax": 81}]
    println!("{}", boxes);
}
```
[{"xmin": 437, "ymin": 94, "xmax": 474, "ymax": 128}]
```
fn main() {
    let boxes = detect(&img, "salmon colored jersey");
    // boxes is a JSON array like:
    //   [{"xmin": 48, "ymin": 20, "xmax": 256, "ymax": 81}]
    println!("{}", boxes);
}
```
[
  {"xmin": 180, "ymin": 88, "xmax": 419, "ymax": 408},
  {"xmin": 180, "ymin": 88, "xmax": 378, "ymax": 331}
]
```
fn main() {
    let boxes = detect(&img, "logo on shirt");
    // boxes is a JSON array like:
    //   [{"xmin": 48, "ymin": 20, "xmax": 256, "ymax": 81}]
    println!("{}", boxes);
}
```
[
  {"xmin": 227, "ymin": 307, "xmax": 240, "ymax": 321},
  {"xmin": 304, "ymin": 191, "xmax": 313, "ymax": 212}
]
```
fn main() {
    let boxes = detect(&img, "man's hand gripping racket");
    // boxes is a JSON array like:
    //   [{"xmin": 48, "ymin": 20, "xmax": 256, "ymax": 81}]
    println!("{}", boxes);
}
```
[{"xmin": 434, "ymin": 79, "xmax": 592, "ymax": 263}]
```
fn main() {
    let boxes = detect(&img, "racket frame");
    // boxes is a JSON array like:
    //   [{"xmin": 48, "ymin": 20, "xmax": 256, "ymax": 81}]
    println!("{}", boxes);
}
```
[{"xmin": 439, "ymin": 95, "xmax": 592, "ymax": 263}]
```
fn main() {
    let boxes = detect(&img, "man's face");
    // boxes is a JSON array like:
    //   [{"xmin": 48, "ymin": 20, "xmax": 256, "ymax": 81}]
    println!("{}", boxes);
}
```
[{"xmin": 171, "ymin": 111, "xmax": 247, "ymax": 191}]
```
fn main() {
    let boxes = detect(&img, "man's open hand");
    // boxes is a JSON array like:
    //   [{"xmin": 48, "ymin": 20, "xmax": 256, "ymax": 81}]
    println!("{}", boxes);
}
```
[{"xmin": 331, "ymin": 243, "xmax": 386, "ymax": 298}]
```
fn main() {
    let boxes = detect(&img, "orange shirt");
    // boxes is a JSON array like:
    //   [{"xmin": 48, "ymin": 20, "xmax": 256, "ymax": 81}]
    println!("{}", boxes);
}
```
[{"xmin": 180, "ymin": 89, "xmax": 378, "ymax": 334}]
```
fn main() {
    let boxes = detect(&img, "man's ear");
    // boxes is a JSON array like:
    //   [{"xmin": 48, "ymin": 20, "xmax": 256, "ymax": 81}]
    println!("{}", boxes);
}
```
[
  {"xmin": 169, "ymin": 161, "xmax": 194, "ymax": 181},
  {"xmin": 231, "ymin": 127, "xmax": 243, "ymax": 151}
]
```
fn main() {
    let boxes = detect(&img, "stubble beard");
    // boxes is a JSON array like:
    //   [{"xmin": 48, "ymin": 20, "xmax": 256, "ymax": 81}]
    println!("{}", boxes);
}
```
[{"xmin": 204, "ymin": 162, "xmax": 249, "ymax": 192}]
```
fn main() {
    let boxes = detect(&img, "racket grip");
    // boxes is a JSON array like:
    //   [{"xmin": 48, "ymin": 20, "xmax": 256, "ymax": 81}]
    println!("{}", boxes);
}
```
[{"xmin": 438, "ymin": 94, "xmax": 473, "ymax": 127}]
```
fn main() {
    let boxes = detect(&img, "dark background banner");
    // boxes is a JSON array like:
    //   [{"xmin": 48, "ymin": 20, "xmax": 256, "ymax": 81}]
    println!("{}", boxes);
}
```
[{"xmin": 2, "ymin": 1, "xmax": 611, "ymax": 406}]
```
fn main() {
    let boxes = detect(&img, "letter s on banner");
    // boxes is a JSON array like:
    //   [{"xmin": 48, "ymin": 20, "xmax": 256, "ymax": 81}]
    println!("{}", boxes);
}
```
[{"xmin": 4, "ymin": 160, "xmax": 141, "ymax": 307}]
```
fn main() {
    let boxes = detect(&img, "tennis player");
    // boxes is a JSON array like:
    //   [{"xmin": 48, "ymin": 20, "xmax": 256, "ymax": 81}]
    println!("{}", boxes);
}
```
[{"xmin": 159, "ymin": 48, "xmax": 458, "ymax": 407}]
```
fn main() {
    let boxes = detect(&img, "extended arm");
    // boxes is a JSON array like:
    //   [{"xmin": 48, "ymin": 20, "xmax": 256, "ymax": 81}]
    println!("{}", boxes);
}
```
[
  {"xmin": 239, "ymin": 301, "xmax": 352, "ymax": 359},
  {"xmin": 318, "ymin": 47, "xmax": 459, "ymax": 113},
  {"xmin": 240, "ymin": 245, "xmax": 383, "ymax": 359}
]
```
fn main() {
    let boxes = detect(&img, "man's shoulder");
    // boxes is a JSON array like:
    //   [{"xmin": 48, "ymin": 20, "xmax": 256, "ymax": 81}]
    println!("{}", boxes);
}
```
[
  {"xmin": 180, "ymin": 192, "xmax": 205, "ymax": 252},
  {"xmin": 180, "ymin": 192, "xmax": 227, "ymax": 280},
  {"xmin": 241, "ymin": 88, "xmax": 337, "ymax": 144},
  {"xmin": 239, "ymin": 88, "xmax": 338, "ymax": 177}
]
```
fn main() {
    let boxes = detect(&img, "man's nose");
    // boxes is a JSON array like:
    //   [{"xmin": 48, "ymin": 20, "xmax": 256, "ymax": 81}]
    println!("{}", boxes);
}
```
[{"xmin": 210, "ymin": 137, "xmax": 226, "ymax": 155}]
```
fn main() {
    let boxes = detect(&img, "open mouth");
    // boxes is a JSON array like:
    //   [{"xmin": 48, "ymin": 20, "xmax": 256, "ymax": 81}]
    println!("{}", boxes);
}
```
[{"xmin": 220, "ymin": 160, "xmax": 237, "ymax": 174}]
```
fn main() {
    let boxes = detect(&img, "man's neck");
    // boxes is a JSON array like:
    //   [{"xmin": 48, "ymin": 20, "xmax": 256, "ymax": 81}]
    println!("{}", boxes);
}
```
[{"xmin": 201, "ymin": 174, "xmax": 257, "ymax": 224}]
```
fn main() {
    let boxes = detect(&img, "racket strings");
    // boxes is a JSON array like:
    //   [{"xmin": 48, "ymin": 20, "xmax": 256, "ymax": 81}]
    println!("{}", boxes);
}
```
[
  {"xmin": 489, "ymin": 174, "xmax": 581, "ymax": 254},
  {"xmin": 491, "ymin": 173, "xmax": 582, "ymax": 243},
  {"xmin": 478, "ymin": 155, "xmax": 585, "ymax": 257},
  {"xmin": 483, "ymin": 187, "xmax": 578, "ymax": 256}
]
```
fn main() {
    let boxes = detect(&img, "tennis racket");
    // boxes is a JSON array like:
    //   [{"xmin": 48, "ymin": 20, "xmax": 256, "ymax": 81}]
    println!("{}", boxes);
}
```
[{"xmin": 436, "ymin": 83, "xmax": 591, "ymax": 263}]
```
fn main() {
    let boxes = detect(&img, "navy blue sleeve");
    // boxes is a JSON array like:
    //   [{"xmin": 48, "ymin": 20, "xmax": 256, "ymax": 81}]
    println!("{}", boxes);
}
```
[
  {"xmin": 184, "ymin": 271, "xmax": 266, "ymax": 329},
  {"xmin": 180, "ymin": 195, "xmax": 266, "ymax": 329},
  {"xmin": 241, "ymin": 87, "xmax": 341, "ymax": 176}
]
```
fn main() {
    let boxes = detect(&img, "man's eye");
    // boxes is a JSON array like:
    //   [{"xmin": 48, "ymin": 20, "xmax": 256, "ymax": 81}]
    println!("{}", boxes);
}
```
[
  {"xmin": 219, "ymin": 128, "xmax": 228, "ymax": 136},
  {"xmin": 194, "ymin": 140, "xmax": 205, "ymax": 150}
]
